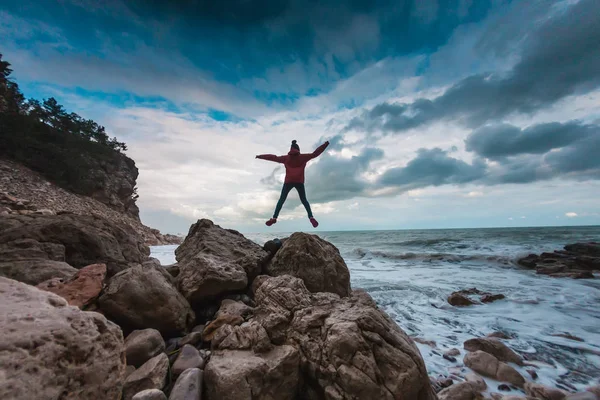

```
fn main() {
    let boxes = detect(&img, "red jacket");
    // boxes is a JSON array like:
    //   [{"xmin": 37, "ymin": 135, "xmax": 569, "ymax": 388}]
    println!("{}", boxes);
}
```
[{"xmin": 257, "ymin": 141, "xmax": 329, "ymax": 183}]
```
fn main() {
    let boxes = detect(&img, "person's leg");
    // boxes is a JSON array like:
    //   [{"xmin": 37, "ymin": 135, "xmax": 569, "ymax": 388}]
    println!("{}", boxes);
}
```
[
  {"xmin": 273, "ymin": 183, "xmax": 293, "ymax": 218},
  {"xmin": 295, "ymin": 183, "xmax": 313, "ymax": 218}
]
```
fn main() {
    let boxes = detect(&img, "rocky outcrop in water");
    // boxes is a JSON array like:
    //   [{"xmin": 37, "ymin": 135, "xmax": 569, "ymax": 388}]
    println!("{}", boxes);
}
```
[
  {"xmin": 448, "ymin": 288, "xmax": 506, "ymax": 306},
  {"xmin": 518, "ymin": 242, "xmax": 599, "ymax": 279}
]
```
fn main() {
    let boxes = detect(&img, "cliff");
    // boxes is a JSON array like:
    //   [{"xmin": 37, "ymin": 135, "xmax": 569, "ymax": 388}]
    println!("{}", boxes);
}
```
[{"xmin": 0, "ymin": 158, "xmax": 180, "ymax": 245}]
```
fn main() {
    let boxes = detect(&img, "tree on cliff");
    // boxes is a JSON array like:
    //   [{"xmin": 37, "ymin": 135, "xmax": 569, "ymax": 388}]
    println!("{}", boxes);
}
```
[{"xmin": 0, "ymin": 53, "xmax": 133, "ymax": 201}]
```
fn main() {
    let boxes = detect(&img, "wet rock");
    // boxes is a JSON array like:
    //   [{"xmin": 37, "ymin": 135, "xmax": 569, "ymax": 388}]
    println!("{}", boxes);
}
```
[
  {"xmin": 464, "ymin": 337, "xmax": 523, "ymax": 365},
  {"xmin": 445, "ymin": 348, "xmax": 461, "ymax": 357},
  {"xmin": 465, "ymin": 373, "xmax": 487, "ymax": 391},
  {"xmin": 587, "ymin": 386, "xmax": 600, "ymax": 398},
  {"xmin": 481, "ymin": 293, "xmax": 506, "ymax": 303},
  {"xmin": 99, "ymin": 262, "xmax": 195, "ymax": 336},
  {"xmin": 488, "ymin": 331, "xmax": 514, "ymax": 340},
  {"xmin": 132, "ymin": 389, "xmax": 168, "ymax": 400},
  {"xmin": 205, "ymin": 346, "xmax": 299, "ymax": 400},
  {"xmin": 550, "ymin": 333, "xmax": 585, "ymax": 342},
  {"xmin": 36, "ymin": 263, "xmax": 106, "ymax": 308},
  {"xmin": 498, "ymin": 384, "xmax": 511, "ymax": 391},
  {"xmin": 172, "ymin": 345, "xmax": 204, "ymax": 376},
  {"xmin": 0, "ymin": 277, "xmax": 126, "ymax": 400},
  {"xmin": 526, "ymin": 369, "xmax": 538, "ymax": 380},
  {"xmin": 518, "ymin": 242, "xmax": 600, "ymax": 278},
  {"xmin": 125, "ymin": 329, "xmax": 166, "ymax": 368},
  {"xmin": 175, "ymin": 219, "xmax": 268, "ymax": 304},
  {"xmin": 413, "ymin": 337, "xmax": 438, "ymax": 347},
  {"xmin": 123, "ymin": 353, "xmax": 170, "ymax": 400},
  {"xmin": 464, "ymin": 351, "xmax": 524, "ymax": 387},
  {"xmin": 524, "ymin": 383, "xmax": 567, "ymax": 400},
  {"xmin": 437, "ymin": 381, "xmax": 481, "ymax": 400},
  {"xmin": 449, "ymin": 288, "xmax": 505, "ymax": 306},
  {"xmin": 444, "ymin": 354, "xmax": 457, "ymax": 362},
  {"xmin": 168, "ymin": 368, "xmax": 203, "ymax": 400},
  {"xmin": 266, "ymin": 232, "xmax": 351, "ymax": 297}
]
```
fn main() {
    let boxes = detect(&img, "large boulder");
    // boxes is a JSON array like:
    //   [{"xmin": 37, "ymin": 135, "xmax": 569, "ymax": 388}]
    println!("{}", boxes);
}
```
[
  {"xmin": 36, "ymin": 263, "xmax": 106, "ymax": 308},
  {"xmin": 98, "ymin": 263, "xmax": 195, "ymax": 336},
  {"xmin": 175, "ymin": 219, "xmax": 268, "ymax": 304},
  {"xmin": 248, "ymin": 275, "xmax": 435, "ymax": 400},
  {"xmin": 464, "ymin": 351, "xmax": 525, "ymax": 387},
  {"xmin": 265, "ymin": 232, "xmax": 351, "ymax": 297},
  {"xmin": 0, "ymin": 277, "xmax": 126, "ymax": 400},
  {"xmin": 169, "ymin": 368, "xmax": 203, "ymax": 400},
  {"xmin": 463, "ymin": 337, "xmax": 523, "ymax": 365},
  {"xmin": 204, "ymin": 346, "xmax": 300, "ymax": 400},
  {"xmin": 0, "ymin": 214, "xmax": 149, "ymax": 276},
  {"xmin": 0, "ymin": 238, "xmax": 77, "ymax": 284}
]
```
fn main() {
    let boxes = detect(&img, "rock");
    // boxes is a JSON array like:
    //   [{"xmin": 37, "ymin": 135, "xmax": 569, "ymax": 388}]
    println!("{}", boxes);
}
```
[
  {"xmin": 464, "ymin": 350, "xmax": 499, "ymax": 378},
  {"xmin": 123, "ymin": 353, "xmax": 170, "ymax": 400},
  {"xmin": 191, "ymin": 324, "xmax": 205, "ymax": 333},
  {"xmin": 0, "ymin": 259, "xmax": 78, "ymax": 285},
  {"xmin": 465, "ymin": 372, "xmax": 487, "ymax": 391},
  {"xmin": 179, "ymin": 331, "xmax": 203, "ymax": 347},
  {"xmin": 172, "ymin": 345, "xmax": 205, "ymax": 376},
  {"xmin": 263, "ymin": 238, "xmax": 283, "ymax": 256},
  {"xmin": 481, "ymin": 293, "xmax": 506, "ymax": 303},
  {"xmin": 0, "ymin": 277, "xmax": 126, "ymax": 400},
  {"xmin": 526, "ymin": 369, "xmax": 538, "ymax": 380},
  {"xmin": 265, "ymin": 232, "xmax": 351, "ymax": 297},
  {"xmin": 497, "ymin": 363, "xmax": 525, "ymax": 387},
  {"xmin": 204, "ymin": 346, "xmax": 300, "ymax": 400},
  {"xmin": 202, "ymin": 300, "xmax": 252, "ymax": 342},
  {"xmin": 564, "ymin": 243, "xmax": 600, "ymax": 257},
  {"xmin": 34, "ymin": 208, "xmax": 56, "ymax": 215},
  {"xmin": 125, "ymin": 329, "xmax": 166, "ymax": 368},
  {"xmin": 212, "ymin": 321, "xmax": 273, "ymax": 353},
  {"xmin": 444, "ymin": 354, "xmax": 457, "ymax": 362},
  {"xmin": 518, "ymin": 254, "xmax": 540, "ymax": 268},
  {"xmin": 99, "ymin": 262, "xmax": 195, "ymax": 336},
  {"xmin": 168, "ymin": 368, "xmax": 203, "ymax": 400},
  {"xmin": 464, "ymin": 337, "xmax": 523, "ymax": 365},
  {"xmin": 498, "ymin": 384, "xmax": 511, "ymax": 391},
  {"xmin": 175, "ymin": 219, "xmax": 268, "ymax": 304},
  {"xmin": 445, "ymin": 348, "xmax": 461, "ymax": 357},
  {"xmin": 413, "ymin": 337, "xmax": 438, "ymax": 347},
  {"xmin": 437, "ymin": 381, "xmax": 481, "ymax": 400},
  {"xmin": 449, "ymin": 288, "xmax": 505, "ymax": 306},
  {"xmin": 524, "ymin": 383, "xmax": 567, "ymax": 400},
  {"xmin": 550, "ymin": 333, "xmax": 585, "ymax": 342},
  {"xmin": 164, "ymin": 263, "xmax": 180, "ymax": 278},
  {"xmin": 464, "ymin": 351, "xmax": 524, "ymax": 387},
  {"xmin": 0, "ymin": 213, "xmax": 149, "ymax": 276},
  {"xmin": 36, "ymin": 263, "xmax": 106, "ymax": 308},
  {"xmin": 448, "ymin": 292, "xmax": 477, "ymax": 306},
  {"xmin": 252, "ymin": 275, "xmax": 437, "ymax": 400},
  {"xmin": 126, "ymin": 365, "xmax": 137, "ymax": 378},
  {"xmin": 132, "ymin": 389, "xmax": 168, "ymax": 400}
]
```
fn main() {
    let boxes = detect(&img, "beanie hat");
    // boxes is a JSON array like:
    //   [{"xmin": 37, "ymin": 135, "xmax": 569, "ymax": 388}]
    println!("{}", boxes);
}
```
[{"xmin": 291, "ymin": 140, "xmax": 300, "ymax": 151}]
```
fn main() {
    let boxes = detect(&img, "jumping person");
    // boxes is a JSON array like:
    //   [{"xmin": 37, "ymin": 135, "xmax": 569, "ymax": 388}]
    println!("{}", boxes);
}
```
[{"xmin": 256, "ymin": 139, "xmax": 329, "ymax": 227}]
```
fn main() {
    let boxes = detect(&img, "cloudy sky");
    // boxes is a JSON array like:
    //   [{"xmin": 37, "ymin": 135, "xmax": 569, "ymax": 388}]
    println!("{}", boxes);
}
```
[{"xmin": 2, "ymin": 0, "xmax": 599, "ymax": 233}]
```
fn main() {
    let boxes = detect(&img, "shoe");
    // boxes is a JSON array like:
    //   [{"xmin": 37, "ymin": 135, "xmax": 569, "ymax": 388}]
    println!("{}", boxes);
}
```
[
  {"xmin": 309, "ymin": 217, "xmax": 319, "ymax": 228},
  {"xmin": 266, "ymin": 218, "xmax": 277, "ymax": 226}
]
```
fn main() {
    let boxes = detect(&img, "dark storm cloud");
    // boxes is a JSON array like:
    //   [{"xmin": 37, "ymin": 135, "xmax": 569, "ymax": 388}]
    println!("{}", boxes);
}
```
[
  {"xmin": 305, "ymin": 147, "xmax": 384, "ymax": 202},
  {"xmin": 344, "ymin": 0, "xmax": 600, "ymax": 134},
  {"xmin": 378, "ymin": 148, "xmax": 486, "ymax": 189},
  {"xmin": 465, "ymin": 122, "xmax": 595, "ymax": 160}
]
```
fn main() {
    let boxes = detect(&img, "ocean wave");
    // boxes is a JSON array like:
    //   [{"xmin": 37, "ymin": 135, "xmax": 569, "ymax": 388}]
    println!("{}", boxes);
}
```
[
  {"xmin": 351, "ymin": 248, "xmax": 514, "ymax": 264},
  {"xmin": 388, "ymin": 238, "xmax": 463, "ymax": 247}
]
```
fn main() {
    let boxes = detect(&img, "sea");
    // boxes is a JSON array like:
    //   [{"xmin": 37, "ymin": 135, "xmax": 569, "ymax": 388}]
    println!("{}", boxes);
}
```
[{"xmin": 151, "ymin": 226, "xmax": 600, "ymax": 392}]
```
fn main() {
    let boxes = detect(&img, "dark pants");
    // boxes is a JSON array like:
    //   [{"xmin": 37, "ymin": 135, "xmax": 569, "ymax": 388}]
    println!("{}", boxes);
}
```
[{"xmin": 273, "ymin": 183, "xmax": 313, "ymax": 218}]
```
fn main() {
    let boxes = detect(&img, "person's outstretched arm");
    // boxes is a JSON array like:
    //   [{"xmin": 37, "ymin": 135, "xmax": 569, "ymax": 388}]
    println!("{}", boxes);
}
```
[
  {"xmin": 308, "ymin": 141, "xmax": 330, "ymax": 160},
  {"xmin": 255, "ymin": 154, "xmax": 285, "ymax": 163}
]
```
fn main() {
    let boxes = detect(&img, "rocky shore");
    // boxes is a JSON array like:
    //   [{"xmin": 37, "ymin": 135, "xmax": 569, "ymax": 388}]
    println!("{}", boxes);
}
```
[
  {"xmin": 517, "ymin": 243, "xmax": 599, "ymax": 279},
  {"xmin": 0, "ymin": 214, "xmax": 598, "ymax": 400}
]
